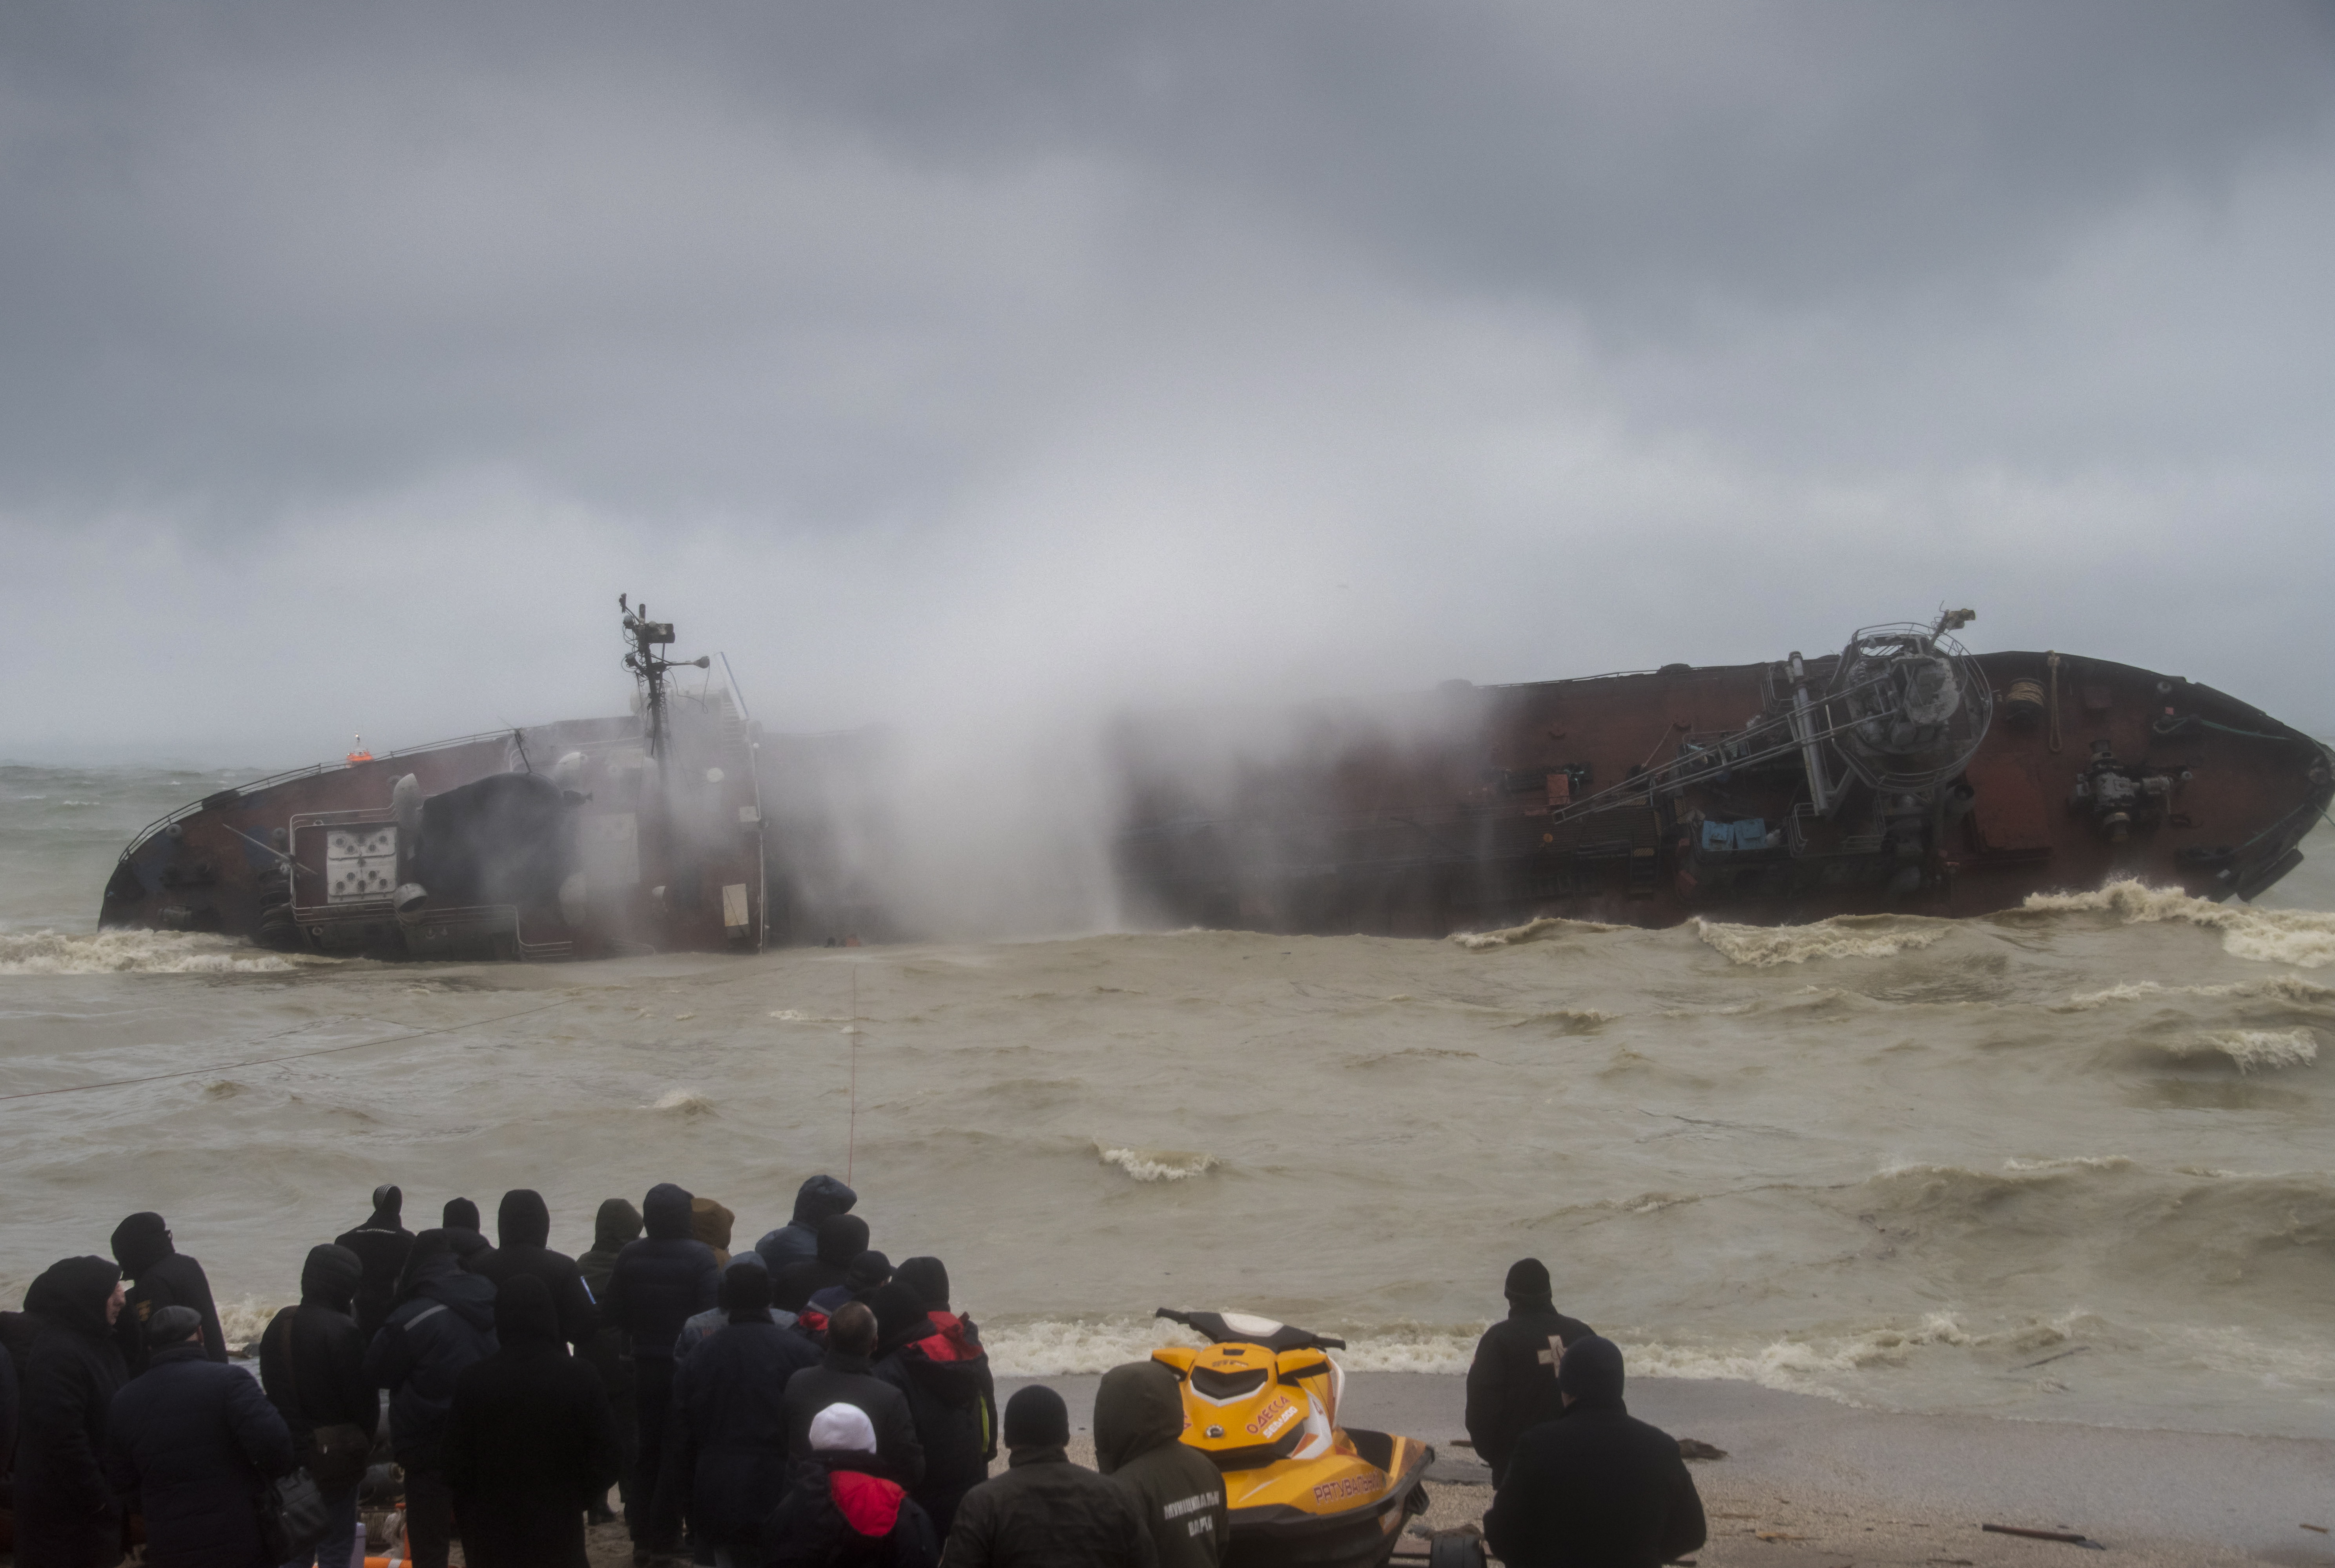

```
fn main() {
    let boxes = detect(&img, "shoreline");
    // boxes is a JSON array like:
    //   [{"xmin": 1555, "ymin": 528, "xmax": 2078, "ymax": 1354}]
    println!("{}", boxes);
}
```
[{"xmin": 993, "ymin": 1372, "xmax": 2335, "ymax": 1567}]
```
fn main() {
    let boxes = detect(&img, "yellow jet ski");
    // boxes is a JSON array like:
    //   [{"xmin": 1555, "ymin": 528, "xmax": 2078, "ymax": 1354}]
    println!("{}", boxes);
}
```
[{"xmin": 1152, "ymin": 1309, "xmax": 1434, "ymax": 1568}]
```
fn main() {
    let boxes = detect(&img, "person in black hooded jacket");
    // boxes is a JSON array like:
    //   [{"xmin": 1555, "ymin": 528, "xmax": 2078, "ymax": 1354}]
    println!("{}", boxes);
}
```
[
  {"xmin": 753, "ymin": 1175, "xmax": 856, "ymax": 1276},
  {"xmin": 105, "ymin": 1305, "xmax": 293, "ymax": 1568},
  {"xmin": 1483, "ymin": 1336, "xmax": 1705, "ymax": 1568},
  {"xmin": 16, "ymin": 1256, "xmax": 130, "ymax": 1568},
  {"xmin": 473, "ymin": 1190, "xmax": 597, "ymax": 1352},
  {"xmin": 108, "ymin": 1214, "xmax": 227, "ymax": 1376},
  {"xmin": 1464, "ymin": 1258, "xmax": 1595, "ymax": 1485},
  {"xmin": 868, "ymin": 1284, "xmax": 986, "ymax": 1538},
  {"xmin": 335, "ymin": 1185, "xmax": 417, "ymax": 1343},
  {"xmin": 442, "ymin": 1275, "xmax": 622, "ymax": 1568},
  {"xmin": 656, "ymin": 1259, "xmax": 821, "ymax": 1561},
  {"xmin": 261, "ymin": 1245, "xmax": 377, "ymax": 1568},
  {"xmin": 605, "ymin": 1183, "xmax": 719, "ymax": 1550},
  {"xmin": 772, "ymin": 1214, "xmax": 868, "ymax": 1315},
  {"xmin": 366, "ymin": 1229, "xmax": 501, "ymax": 1568},
  {"xmin": 576, "ymin": 1197, "xmax": 643, "ymax": 1525}
]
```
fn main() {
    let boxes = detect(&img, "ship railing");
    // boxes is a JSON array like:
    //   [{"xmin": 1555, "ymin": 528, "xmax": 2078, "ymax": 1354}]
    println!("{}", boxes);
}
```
[
  {"xmin": 1785, "ymin": 801, "xmax": 1884, "ymax": 858},
  {"xmin": 112, "ymin": 729, "xmax": 524, "ymax": 864}
]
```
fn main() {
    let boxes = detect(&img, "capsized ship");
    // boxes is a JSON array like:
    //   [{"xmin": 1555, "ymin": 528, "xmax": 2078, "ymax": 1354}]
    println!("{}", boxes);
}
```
[
  {"xmin": 98, "ymin": 601, "xmax": 773, "ymax": 959},
  {"xmin": 1114, "ymin": 610, "xmax": 2335, "ymax": 936}
]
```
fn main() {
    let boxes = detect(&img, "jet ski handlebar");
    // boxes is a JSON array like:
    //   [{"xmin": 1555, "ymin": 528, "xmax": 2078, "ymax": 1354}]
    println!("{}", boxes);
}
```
[{"xmin": 1155, "ymin": 1307, "xmax": 1346, "ymax": 1351}]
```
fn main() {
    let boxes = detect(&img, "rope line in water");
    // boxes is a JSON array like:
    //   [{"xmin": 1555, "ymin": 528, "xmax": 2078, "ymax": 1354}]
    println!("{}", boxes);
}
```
[{"xmin": 0, "ymin": 997, "xmax": 574, "ymax": 1104}]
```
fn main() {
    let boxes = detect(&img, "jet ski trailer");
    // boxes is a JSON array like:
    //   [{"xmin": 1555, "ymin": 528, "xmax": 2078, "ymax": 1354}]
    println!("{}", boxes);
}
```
[{"xmin": 97, "ymin": 600, "xmax": 769, "ymax": 960}]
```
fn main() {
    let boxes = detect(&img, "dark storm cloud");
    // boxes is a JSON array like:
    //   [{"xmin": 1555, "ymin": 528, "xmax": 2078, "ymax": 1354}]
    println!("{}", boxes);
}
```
[{"xmin": 4, "ymin": 1, "xmax": 2334, "ymax": 759}]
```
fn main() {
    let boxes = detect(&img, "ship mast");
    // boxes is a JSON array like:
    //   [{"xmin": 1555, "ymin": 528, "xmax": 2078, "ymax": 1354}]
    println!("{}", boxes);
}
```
[{"xmin": 619, "ymin": 594, "xmax": 708, "ymax": 771}]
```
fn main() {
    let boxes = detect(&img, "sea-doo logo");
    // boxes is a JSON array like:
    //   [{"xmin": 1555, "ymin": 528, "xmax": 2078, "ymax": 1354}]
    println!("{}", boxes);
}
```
[{"xmin": 1245, "ymin": 1395, "xmax": 1295, "ymax": 1436}]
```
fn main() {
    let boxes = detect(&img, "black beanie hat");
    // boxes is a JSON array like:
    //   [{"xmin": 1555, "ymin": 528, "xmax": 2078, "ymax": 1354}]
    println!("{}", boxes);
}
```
[
  {"xmin": 145, "ymin": 1304, "xmax": 203, "ymax": 1347},
  {"xmin": 869, "ymin": 1281, "xmax": 932, "ymax": 1350},
  {"xmin": 897, "ymin": 1256, "xmax": 950, "ymax": 1312},
  {"xmin": 816, "ymin": 1213, "xmax": 870, "ymax": 1267},
  {"xmin": 444, "ymin": 1197, "xmax": 481, "ymax": 1232},
  {"xmin": 1504, "ymin": 1257, "xmax": 1553, "ymax": 1302},
  {"xmin": 1557, "ymin": 1334, "xmax": 1625, "ymax": 1406},
  {"xmin": 719, "ymin": 1259, "xmax": 773, "ymax": 1313},
  {"xmin": 1004, "ymin": 1384, "xmax": 1070, "ymax": 1449},
  {"xmin": 301, "ymin": 1243, "xmax": 364, "ymax": 1306},
  {"xmin": 845, "ymin": 1249, "xmax": 893, "ymax": 1294}
]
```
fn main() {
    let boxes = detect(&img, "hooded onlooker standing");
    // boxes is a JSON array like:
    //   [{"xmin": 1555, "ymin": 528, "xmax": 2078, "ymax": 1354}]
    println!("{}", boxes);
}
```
[
  {"xmin": 443, "ymin": 1197, "xmax": 484, "ymax": 1237},
  {"xmin": 753, "ymin": 1176, "xmax": 856, "ymax": 1275},
  {"xmin": 105, "ymin": 1305, "xmax": 293, "ymax": 1568},
  {"xmin": 940, "ymin": 1385, "xmax": 1155, "ymax": 1568},
  {"xmin": 1482, "ymin": 1336, "xmax": 1706, "ymax": 1568},
  {"xmin": 778, "ymin": 1304, "xmax": 922, "ymax": 1491},
  {"xmin": 334, "ymin": 1186, "xmax": 417, "ymax": 1344},
  {"xmin": 655, "ymin": 1260, "xmax": 820, "ymax": 1564},
  {"xmin": 16, "ymin": 1256, "xmax": 131, "ymax": 1568},
  {"xmin": 603, "ymin": 1183, "xmax": 719, "ymax": 1555},
  {"xmin": 893, "ymin": 1259, "xmax": 995, "ymax": 1470},
  {"xmin": 868, "ymin": 1284, "xmax": 988, "ymax": 1538},
  {"xmin": 1463, "ymin": 1258, "xmax": 1595, "ymax": 1485},
  {"xmin": 760, "ymin": 1404, "xmax": 939, "ymax": 1568},
  {"xmin": 108, "ymin": 1214, "xmax": 227, "ymax": 1376},
  {"xmin": 1, "ymin": 1316, "xmax": 18, "ymax": 1484},
  {"xmin": 1092, "ymin": 1363, "xmax": 1226, "ymax": 1568},
  {"xmin": 690, "ymin": 1198, "xmax": 737, "ymax": 1270},
  {"xmin": 473, "ymin": 1191, "xmax": 597, "ymax": 1352},
  {"xmin": 365, "ymin": 1230, "xmax": 500, "ymax": 1568},
  {"xmin": 771, "ymin": 1214, "xmax": 868, "ymax": 1316},
  {"xmin": 576, "ymin": 1198, "xmax": 643, "ymax": 1526},
  {"xmin": 260, "ymin": 1246, "xmax": 376, "ymax": 1568},
  {"xmin": 441, "ymin": 1276, "xmax": 621, "ymax": 1568}
]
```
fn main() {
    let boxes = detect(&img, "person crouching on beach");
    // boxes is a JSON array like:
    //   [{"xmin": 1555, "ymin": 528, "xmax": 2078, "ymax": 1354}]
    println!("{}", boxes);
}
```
[{"xmin": 1483, "ymin": 1336, "xmax": 1706, "ymax": 1568}]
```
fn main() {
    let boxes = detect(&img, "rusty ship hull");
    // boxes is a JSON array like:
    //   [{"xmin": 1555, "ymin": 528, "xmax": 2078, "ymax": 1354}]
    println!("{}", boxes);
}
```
[{"xmin": 1112, "ymin": 636, "xmax": 2333, "ymax": 937}]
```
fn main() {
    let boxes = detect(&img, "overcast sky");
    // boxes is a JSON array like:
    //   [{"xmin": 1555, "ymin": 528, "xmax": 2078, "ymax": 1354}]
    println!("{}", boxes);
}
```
[{"xmin": 5, "ymin": 1, "xmax": 2333, "ymax": 763}]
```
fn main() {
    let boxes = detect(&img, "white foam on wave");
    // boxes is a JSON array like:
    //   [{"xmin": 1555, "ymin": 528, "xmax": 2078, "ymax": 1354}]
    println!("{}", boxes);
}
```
[
  {"xmin": 2020, "ymin": 878, "xmax": 2335, "ymax": 967},
  {"xmin": 2186, "ymin": 1029, "xmax": 2319, "ymax": 1073},
  {"xmin": 1694, "ymin": 919, "xmax": 1947, "ymax": 968},
  {"xmin": 216, "ymin": 1295, "xmax": 284, "ymax": 1349},
  {"xmin": 1449, "ymin": 916, "xmax": 1624, "ymax": 951},
  {"xmin": 1093, "ymin": 1143, "xmax": 1217, "ymax": 1182},
  {"xmin": 0, "ymin": 929, "xmax": 321, "ymax": 976},
  {"xmin": 981, "ymin": 1315, "xmax": 1484, "ymax": 1376},
  {"xmin": 650, "ymin": 1088, "xmax": 719, "ymax": 1116}
]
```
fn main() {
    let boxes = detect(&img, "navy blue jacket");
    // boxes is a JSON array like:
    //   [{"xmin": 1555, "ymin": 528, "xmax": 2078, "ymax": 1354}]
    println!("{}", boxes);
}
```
[
  {"xmin": 604, "ymin": 1184, "xmax": 718, "ymax": 1365},
  {"xmin": 364, "ymin": 1261, "xmax": 498, "ymax": 1468},
  {"xmin": 104, "ymin": 1344, "xmax": 294, "ymax": 1568},
  {"xmin": 16, "ymin": 1259, "xmax": 132, "ymax": 1568},
  {"xmin": 657, "ymin": 1315, "xmax": 823, "ymax": 1551},
  {"xmin": 754, "ymin": 1175, "xmax": 857, "ymax": 1275}
]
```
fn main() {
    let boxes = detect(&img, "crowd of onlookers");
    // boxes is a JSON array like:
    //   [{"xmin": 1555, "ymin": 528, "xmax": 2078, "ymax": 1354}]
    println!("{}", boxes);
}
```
[{"xmin": 0, "ymin": 1183, "xmax": 1705, "ymax": 1568}]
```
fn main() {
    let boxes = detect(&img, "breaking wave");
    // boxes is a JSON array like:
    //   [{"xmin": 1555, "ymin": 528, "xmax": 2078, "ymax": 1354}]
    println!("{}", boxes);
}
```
[
  {"xmin": 1694, "ymin": 917, "xmax": 1947, "ymax": 967},
  {"xmin": 1449, "ymin": 916, "xmax": 1623, "ymax": 950},
  {"xmin": 650, "ymin": 1088, "xmax": 718, "ymax": 1117},
  {"xmin": 0, "ymin": 929, "xmax": 320, "ymax": 975},
  {"xmin": 2018, "ymin": 879, "xmax": 2335, "ymax": 967},
  {"xmin": 2182, "ymin": 1029, "xmax": 2319, "ymax": 1073},
  {"xmin": 1093, "ymin": 1143, "xmax": 1216, "ymax": 1182},
  {"xmin": 981, "ymin": 1315, "xmax": 1480, "ymax": 1376}
]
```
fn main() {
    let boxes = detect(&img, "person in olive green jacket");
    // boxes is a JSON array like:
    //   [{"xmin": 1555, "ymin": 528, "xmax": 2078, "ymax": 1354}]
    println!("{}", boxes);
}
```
[{"xmin": 1094, "ymin": 1362, "xmax": 1227, "ymax": 1568}]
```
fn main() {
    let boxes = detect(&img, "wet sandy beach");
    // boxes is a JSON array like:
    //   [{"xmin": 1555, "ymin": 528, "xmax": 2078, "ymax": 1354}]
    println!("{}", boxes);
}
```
[{"xmin": 990, "ymin": 1373, "xmax": 2335, "ymax": 1568}]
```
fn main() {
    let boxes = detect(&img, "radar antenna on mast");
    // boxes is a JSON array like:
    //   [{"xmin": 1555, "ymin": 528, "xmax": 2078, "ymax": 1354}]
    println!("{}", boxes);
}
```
[{"xmin": 619, "ymin": 595, "xmax": 711, "ymax": 766}]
